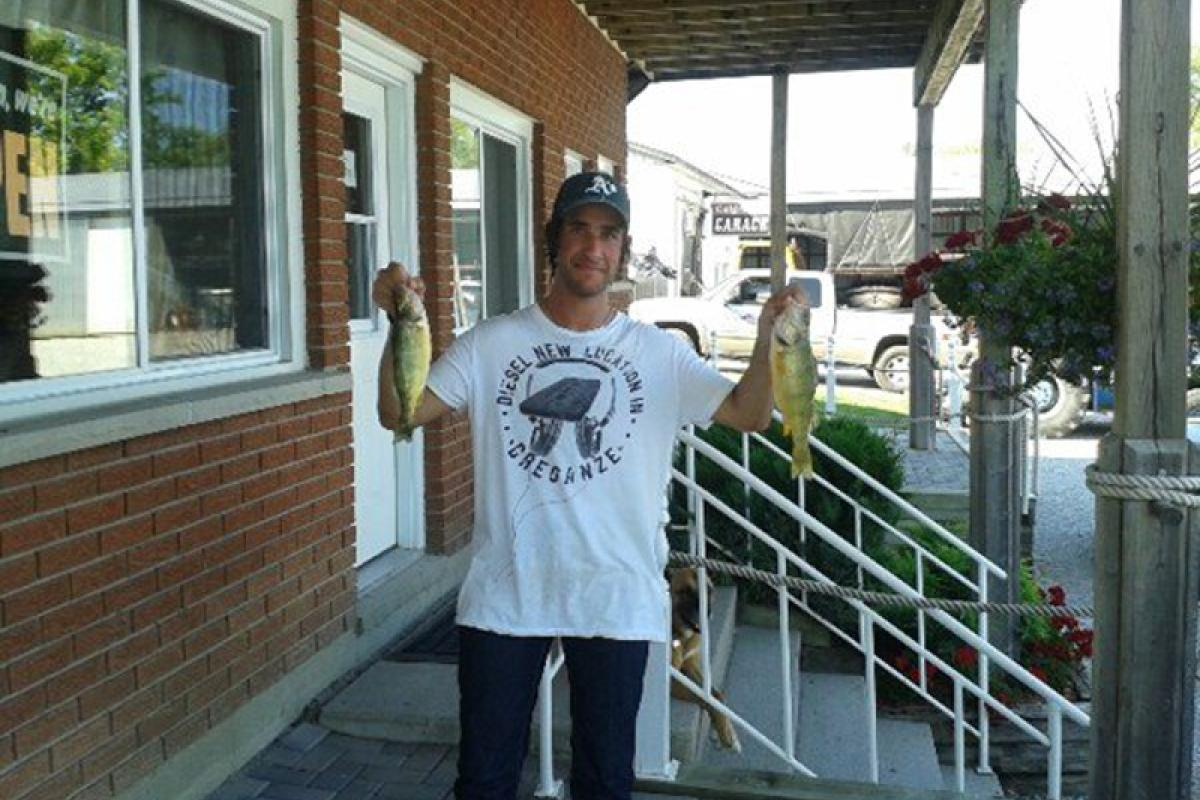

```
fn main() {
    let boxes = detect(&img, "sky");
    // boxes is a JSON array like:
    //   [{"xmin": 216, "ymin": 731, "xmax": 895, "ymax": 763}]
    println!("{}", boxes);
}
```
[{"xmin": 627, "ymin": 0, "xmax": 1193, "ymax": 201}]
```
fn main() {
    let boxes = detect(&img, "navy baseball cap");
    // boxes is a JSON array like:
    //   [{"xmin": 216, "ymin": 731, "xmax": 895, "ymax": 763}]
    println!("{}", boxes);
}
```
[{"xmin": 551, "ymin": 171, "xmax": 630, "ymax": 227}]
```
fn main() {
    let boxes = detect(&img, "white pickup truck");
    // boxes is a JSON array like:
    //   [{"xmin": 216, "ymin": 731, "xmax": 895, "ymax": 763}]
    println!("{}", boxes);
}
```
[{"xmin": 628, "ymin": 269, "xmax": 967, "ymax": 392}]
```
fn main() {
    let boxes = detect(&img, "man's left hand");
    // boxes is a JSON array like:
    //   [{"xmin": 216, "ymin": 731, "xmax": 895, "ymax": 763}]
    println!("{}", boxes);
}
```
[{"xmin": 756, "ymin": 283, "xmax": 809, "ymax": 339}]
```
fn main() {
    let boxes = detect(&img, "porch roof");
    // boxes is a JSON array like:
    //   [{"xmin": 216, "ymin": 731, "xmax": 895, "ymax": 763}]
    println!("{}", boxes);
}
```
[{"xmin": 577, "ymin": 0, "xmax": 984, "ymax": 104}]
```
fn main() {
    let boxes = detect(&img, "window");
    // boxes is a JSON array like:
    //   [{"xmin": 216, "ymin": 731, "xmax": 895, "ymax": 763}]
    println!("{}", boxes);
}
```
[
  {"xmin": 597, "ymin": 154, "xmax": 614, "ymax": 175},
  {"xmin": 564, "ymin": 149, "xmax": 583, "ymax": 178},
  {"xmin": 449, "ymin": 82, "xmax": 531, "ymax": 332},
  {"xmin": 0, "ymin": 0, "xmax": 291, "ymax": 410}
]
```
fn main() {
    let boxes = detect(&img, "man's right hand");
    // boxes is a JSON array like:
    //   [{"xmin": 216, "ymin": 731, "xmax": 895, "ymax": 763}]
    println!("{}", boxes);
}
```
[{"xmin": 372, "ymin": 261, "xmax": 426, "ymax": 316}]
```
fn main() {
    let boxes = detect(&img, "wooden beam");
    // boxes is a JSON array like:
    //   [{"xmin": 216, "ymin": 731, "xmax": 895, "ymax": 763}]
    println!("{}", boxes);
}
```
[
  {"xmin": 629, "ymin": 29, "xmax": 927, "ymax": 56},
  {"xmin": 583, "ymin": 0, "xmax": 933, "ymax": 13},
  {"xmin": 770, "ymin": 70, "xmax": 788, "ymax": 295},
  {"xmin": 651, "ymin": 53, "xmax": 915, "ymax": 80},
  {"xmin": 591, "ymin": 1, "xmax": 933, "ymax": 27},
  {"xmin": 639, "ymin": 40, "xmax": 922, "ymax": 66},
  {"xmin": 912, "ymin": 0, "xmax": 983, "ymax": 106},
  {"xmin": 969, "ymin": 0, "xmax": 1021, "ymax": 658},
  {"xmin": 909, "ymin": 104, "xmax": 935, "ymax": 450},
  {"xmin": 1090, "ymin": 0, "xmax": 1195, "ymax": 797},
  {"xmin": 614, "ymin": 21, "xmax": 929, "ymax": 49}
]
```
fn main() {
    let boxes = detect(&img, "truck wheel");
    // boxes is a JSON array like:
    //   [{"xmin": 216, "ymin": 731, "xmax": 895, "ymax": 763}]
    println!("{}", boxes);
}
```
[
  {"xmin": 1029, "ymin": 376, "xmax": 1088, "ymax": 438},
  {"xmin": 871, "ymin": 345, "xmax": 909, "ymax": 393}
]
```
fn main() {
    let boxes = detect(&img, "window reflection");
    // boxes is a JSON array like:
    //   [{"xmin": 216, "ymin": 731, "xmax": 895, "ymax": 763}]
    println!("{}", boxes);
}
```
[{"xmin": 141, "ymin": 0, "xmax": 266, "ymax": 361}]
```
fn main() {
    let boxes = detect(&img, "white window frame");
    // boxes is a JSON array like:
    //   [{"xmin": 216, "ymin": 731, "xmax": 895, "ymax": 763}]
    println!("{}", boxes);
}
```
[
  {"xmin": 597, "ymin": 154, "xmax": 615, "ymax": 175},
  {"xmin": 0, "ymin": 0, "xmax": 304, "ymax": 425},
  {"xmin": 449, "ymin": 79, "xmax": 534, "ymax": 333},
  {"xmin": 340, "ymin": 16, "xmax": 423, "ymax": 336},
  {"xmin": 564, "ymin": 149, "xmax": 584, "ymax": 178}
]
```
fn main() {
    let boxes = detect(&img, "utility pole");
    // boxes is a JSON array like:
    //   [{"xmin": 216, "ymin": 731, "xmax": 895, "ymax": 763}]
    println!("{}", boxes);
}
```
[{"xmin": 770, "ymin": 68, "xmax": 788, "ymax": 294}]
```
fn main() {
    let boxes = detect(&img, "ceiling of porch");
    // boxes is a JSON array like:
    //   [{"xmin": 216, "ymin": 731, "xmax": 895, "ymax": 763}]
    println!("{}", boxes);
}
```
[{"xmin": 577, "ymin": 0, "xmax": 984, "ymax": 99}]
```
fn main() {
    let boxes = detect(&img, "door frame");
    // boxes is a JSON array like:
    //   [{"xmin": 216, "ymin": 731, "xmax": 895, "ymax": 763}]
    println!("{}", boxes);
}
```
[{"xmin": 341, "ymin": 17, "xmax": 426, "ymax": 555}]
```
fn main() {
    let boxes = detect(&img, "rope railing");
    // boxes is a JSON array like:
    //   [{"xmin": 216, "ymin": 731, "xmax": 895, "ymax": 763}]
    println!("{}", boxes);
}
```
[{"xmin": 668, "ymin": 552, "xmax": 1094, "ymax": 619}]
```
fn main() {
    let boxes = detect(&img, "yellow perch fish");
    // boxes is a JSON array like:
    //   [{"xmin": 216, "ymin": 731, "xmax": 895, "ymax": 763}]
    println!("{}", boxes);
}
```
[
  {"xmin": 771, "ymin": 303, "xmax": 817, "ymax": 478},
  {"xmin": 391, "ymin": 286, "xmax": 431, "ymax": 441}
]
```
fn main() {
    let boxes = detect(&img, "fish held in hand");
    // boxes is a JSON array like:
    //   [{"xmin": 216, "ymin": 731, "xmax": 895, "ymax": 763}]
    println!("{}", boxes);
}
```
[
  {"xmin": 390, "ymin": 286, "xmax": 431, "ymax": 441},
  {"xmin": 770, "ymin": 304, "xmax": 817, "ymax": 478}
]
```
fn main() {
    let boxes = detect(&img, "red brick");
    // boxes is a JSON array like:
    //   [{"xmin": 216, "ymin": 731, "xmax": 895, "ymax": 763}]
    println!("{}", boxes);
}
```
[
  {"xmin": 19, "ymin": 762, "xmax": 85, "ymax": 800},
  {"xmin": 37, "ymin": 470, "xmax": 100, "ymax": 512},
  {"xmin": 0, "ymin": 512, "xmax": 66, "ymax": 558},
  {"xmin": 103, "ymin": 571, "xmax": 156, "ymax": 615},
  {"xmin": 199, "ymin": 484, "xmax": 242, "ymax": 517},
  {"xmin": 73, "ymin": 616, "xmax": 131, "ymax": 662},
  {"xmin": 79, "ymin": 728, "xmax": 136, "ymax": 784},
  {"xmin": 125, "ymin": 478, "xmax": 176, "ymax": 516},
  {"xmin": 199, "ymin": 433, "xmax": 242, "ymax": 463},
  {"xmin": 0, "ymin": 618, "xmax": 40, "ymax": 664},
  {"xmin": 37, "ymin": 533, "xmax": 100, "ymax": 577},
  {"xmin": 152, "ymin": 444, "xmax": 201, "ymax": 478},
  {"xmin": 44, "ymin": 653, "xmax": 106, "ymax": 706},
  {"xmin": 69, "ymin": 554, "xmax": 127, "ymax": 599},
  {"xmin": 97, "ymin": 516, "xmax": 151, "ymax": 554},
  {"xmin": 133, "ymin": 697, "xmax": 185, "ymax": 742},
  {"xmin": 109, "ymin": 740, "xmax": 164, "ymax": 794},
  {"xmin": 176, "ymin": 464, "xmax": 221, "ymax": 497},
  {"xmin": 13, "ymin": 700, "xmax": 77, "ymax": 758},
  {"xmin": 178, "ymin": 515, "xmax": 223, "ymax": 553},
  {"xmin": 0, "ymin": 456, "xmax": 64, "ymax": 489},
  {"xmin": 0, "ymin": 751, "xmax": 50, "ymax": 800},
  {"xmin": 154, "ymin": 603, "xmax": 201, "ymax": 644},
  {"xmin": 220, "ymin": 454, "xmax": 259, "ymax": 483},
  {"xmin": 132, "ymin": 590, "xmax": 185, "ymax": 634},
  {"xmin": 67, "ymin": 495, "xmax": 125, "ymax": 535},
  {"xmin": 127, "ymin": 532, "xmax": 179, "ymax": 572},
  {"xmin": 6, "ymin": 574, "xmax": 71, "ymax": 624},
  {"xmin": 0, "ymin": 486, "xmax": 35, "ymax": 518},
  {"xmin": 110, "ymin": 685, "xmax": 160, "ymax": 732},
  {"xmin": 42, "ymin": 593, "xmax": 105, "ymax": 640},
  {"xmin": 96, "ymin": 456, "xmax": 154, "ymax": 493},
  {"xmin": 134, "ymin": 642, "xmax": 184, "ymax": 688},
  {"xmin": 152, "ymin": 497, "xmax": 201, "ymax": 535},
  {"xmin": 181, "ymin": 567, "xmax": 226, "ymax": 605},
  {"xmin": 0, "ymin": 685, "xmax": 47, "ymax": 737},
  {"xmin": 78, "ymin": 669, "xmax": 136, "ymax": 720},
  {"xmin": 0, "ymin": 553, "xmax": 37, "ymax": 596},
  {"xmin": 240, "ymin": 424, "xmax": 280, "ymax": 452},
  {"xmin": 50, "ymin": 713, "xmax": 111, "ymax": 775}
]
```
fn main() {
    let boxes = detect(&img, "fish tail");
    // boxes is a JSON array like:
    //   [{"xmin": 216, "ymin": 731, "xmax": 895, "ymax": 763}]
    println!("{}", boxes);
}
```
[{"xmin": 792, "ymin": 438, "xmax": 814, "ymax": 479}]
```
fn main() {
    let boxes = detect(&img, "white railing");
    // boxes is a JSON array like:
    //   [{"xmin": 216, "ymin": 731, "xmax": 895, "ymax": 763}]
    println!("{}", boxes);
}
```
[{"xmin": 660, "ymin": 418, "xmax": 1089, "ymax": 798}]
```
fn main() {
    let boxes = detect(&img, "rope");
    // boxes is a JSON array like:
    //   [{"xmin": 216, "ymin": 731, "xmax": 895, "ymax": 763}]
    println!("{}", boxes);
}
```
[
  {"xmin": 668, "ymin": 552, "xmax": 1093, "ymax": 619},
  {"xmin": 1085, "ymin": 464, "xmax": 1200, "ymax": 508}
]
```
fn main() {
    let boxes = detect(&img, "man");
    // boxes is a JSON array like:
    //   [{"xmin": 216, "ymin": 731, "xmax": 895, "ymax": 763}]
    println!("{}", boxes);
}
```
[{"xmin": 374, "ymin": 171, "xmax": 801, "ymax": 800}]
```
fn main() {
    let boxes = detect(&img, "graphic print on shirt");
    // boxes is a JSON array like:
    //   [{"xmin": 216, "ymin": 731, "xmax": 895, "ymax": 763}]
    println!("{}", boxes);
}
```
[{"xmin": 495, "ymin": 340, "xmax": 647, "ymax": 485}]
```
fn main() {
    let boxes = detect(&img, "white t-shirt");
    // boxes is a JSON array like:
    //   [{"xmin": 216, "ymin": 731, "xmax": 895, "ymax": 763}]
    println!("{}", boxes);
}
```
[{"xmin": 426, "ymin": 305, "xmax": 734, "ymax": 642}]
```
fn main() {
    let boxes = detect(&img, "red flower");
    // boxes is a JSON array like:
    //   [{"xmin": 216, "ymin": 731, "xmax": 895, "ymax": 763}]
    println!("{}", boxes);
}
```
[
  {"xmin": 1046, "ymin": 585, "xmax": 1066, "ymax": 606},
  {"xmin": 1068, "ymin": 629, "xmax": 1095, "ymax": 659},
  {"xmin": 925, "ymin": 662, "xmax": 940, "ymax": 681},
  {"xmin": 944, "ymin": 230, "xmax": 978, "ymax": 251},
  {"xmin": 1042, "ymin": 193, "xmax": 1072, "ymax": 211},
  {"xmin": 894, "ymin": 654, "xmax": 911, "ymax": 671},
  {"xmin": 905, "ymin": 666, "xmax": 921, "ymax": 684},
  {"xmin": 995, "ymin": 211, "xmax": 1034, "ymax": 245},
  {"xmin": 1051, "ymin": 614, "xmax": 1079, "ymax": 631},
  {"xmin": 1040, "ymin": 218, "xmax": 1072, "ymax": 247},
  {"xmin": 952, "ymin": 646, "xmax": 978, "ymax": 670},
  {"xmin": 1031, "ymin": 666, "xmax": 1049, "ymax": 683},
  {"xmin": 901, "ymin": 252, "xmax": 944, "ymax": 300}
]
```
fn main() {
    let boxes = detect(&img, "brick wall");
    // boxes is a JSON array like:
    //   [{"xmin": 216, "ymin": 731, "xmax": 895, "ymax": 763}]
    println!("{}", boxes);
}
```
[
  {"xmin": 0, "ymin": 395, "xmax": 356, "ymax": 799},
  {"xmin": 0, "ymin": 1, "xmax": 625, "ymax": 797}
]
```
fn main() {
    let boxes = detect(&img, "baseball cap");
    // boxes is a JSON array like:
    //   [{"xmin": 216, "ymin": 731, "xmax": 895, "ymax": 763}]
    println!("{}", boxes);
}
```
[{"xmin": 551, "ymin": 171, "xmax": 630, "ymax": 227}]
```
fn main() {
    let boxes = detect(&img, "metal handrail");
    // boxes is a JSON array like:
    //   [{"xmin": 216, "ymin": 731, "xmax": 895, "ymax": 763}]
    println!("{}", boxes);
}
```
[{"xmin": 671, "ymin": 426, "xmax": 1089, "ymax": 799}]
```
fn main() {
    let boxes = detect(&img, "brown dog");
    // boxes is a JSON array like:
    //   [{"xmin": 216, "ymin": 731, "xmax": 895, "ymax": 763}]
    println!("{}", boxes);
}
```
[{"xmin": 669, "ymin": 568, "xmax": 741, "ymax": 752}]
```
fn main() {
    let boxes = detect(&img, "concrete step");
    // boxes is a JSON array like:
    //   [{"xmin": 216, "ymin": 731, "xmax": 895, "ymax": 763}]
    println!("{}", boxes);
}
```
[
  {"xmin": 698, "ymin": 624, "xmax": 803, "ymax": 773},
  {"xmin": 320, "ymin": 586, "xmax": 740, "ymax": 762},
  {"xmin": 938, "ymin": 763, "xmax": 1006, "ymax": 798}
]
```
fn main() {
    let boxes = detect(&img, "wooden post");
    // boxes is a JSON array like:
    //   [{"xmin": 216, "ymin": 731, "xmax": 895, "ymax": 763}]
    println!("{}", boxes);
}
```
[
  {"xmin": 909, "ymin": 103, "xmax": 936, "ymax": 450},
  {"xmin": 1090, "ymin": 0, "xmax": 1196, "ymax": 797},
  {"xmin": 770, "ymin": 69, "xmax": 788, "ymax": 294},
  {"xmin": 970, "ymin": 0, "xmax": 1022, "ymax": 657}
]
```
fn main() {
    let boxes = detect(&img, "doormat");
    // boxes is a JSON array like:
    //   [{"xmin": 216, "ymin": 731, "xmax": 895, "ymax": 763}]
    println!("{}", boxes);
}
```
[{"xmin": 383, "ymin": 599, "xmax": 459, "ymax": 663}]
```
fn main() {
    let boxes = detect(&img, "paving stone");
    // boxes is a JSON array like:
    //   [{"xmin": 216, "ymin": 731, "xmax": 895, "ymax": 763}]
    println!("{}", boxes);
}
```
[
  {"xmin": 279, "ymin": 723, "xmax": 331, "ymax": 753},
  {"xmin": 324, "ymin": 733, "xmax": 387, "ymax": 755},
  {"xmin": 258, "ymin": 785, "xmax": 337, "ymax": 800},
  {"xmin": 330, "ymin": 779, "xmax": 383, "ymax": 800},
  {"xmin": 244, "ymin": 764, "xmax": 319, "ymax": 787},
  {"xmin": 373, "ymin": 782, "xmax": 448, "ymax": 800},
  {"xmin": 380, "ymin": 741, "xmax": 417, "ymax": 758},
  {"xmin": 400, "ymin": 743, "xmax": 452, "ymax": 776},
  {"xmin": 257, "ymin": 745, "xmax": 306, "ymax": 767},
  {"xmin": 308, "ymin": 767, "xmax": 363, "ymax": 792},
  {"xmin": 421, "ymin": 754, "xmax": 456, "ymax": 787},
  {"xmin": 330, "ymin": 750, "xmax": 404, "ymax": 769},
  {"xmin": 358, "ymin": 765, "xmax": 437, "ymax": 785},
  {"xmin": 205, "ymin": 775, "xmax": 270, "ymax": 800}
]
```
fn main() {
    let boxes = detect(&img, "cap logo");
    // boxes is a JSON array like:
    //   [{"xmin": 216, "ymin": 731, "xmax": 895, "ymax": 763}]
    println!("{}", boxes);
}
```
[{"xmin": 584, "ymin": 176, "xmax": 618, "ymax": 197}]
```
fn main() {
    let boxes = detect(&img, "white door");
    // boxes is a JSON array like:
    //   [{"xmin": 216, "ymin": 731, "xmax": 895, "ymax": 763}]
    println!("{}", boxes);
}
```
[{"xmin": 343, "ymin": 70, "xmax": 425, "ymax": 565}]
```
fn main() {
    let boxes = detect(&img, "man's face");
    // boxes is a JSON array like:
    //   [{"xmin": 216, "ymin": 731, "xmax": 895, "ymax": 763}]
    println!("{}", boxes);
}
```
[{"xmin": 552, "ymin": 204, "xmax": 628, "ymax": 299}]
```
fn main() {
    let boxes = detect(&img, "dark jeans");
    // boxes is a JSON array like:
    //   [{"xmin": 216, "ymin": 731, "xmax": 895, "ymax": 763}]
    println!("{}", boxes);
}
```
[{"xmin": 454, "ymin": 626, "xmax": 649, "ymax": 800}]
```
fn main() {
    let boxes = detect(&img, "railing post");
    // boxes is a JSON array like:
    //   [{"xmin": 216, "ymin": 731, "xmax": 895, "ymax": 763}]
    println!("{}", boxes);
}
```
[
  {"xmin": 854, "ymin": 509, "xmax": 864, "ymax": 590},
  {"xmin": 825, "ymin": 333, "xmax": 837, "ymax": 415},
  {"xmin": 1047, "ymin": 704, "xmax": 1063, "ymax": 800},
  {"xmin": 916, "ymin": 550, "xmax": 926, "ymax": 691},
  {"xmin": 778, "ymin": 550, "xmax": 795, "ymax": 759},
  {"xmin": 977, "ymin": 561, "xmax": 992, "ymax": 774},
  {"xmin": 535, "ymin": 646, "xmax": 563, "ymax": 799},
  {"xmin": 861, "ymin": 612, "xmax": 879, "ymax": 783},
  {"xmin": 634, "ymin": 640, "xmax": 678, "ymax": 782},
  {"xmin": 954, "ymin": 680, "xmax": 966, "ymax": 792}
]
